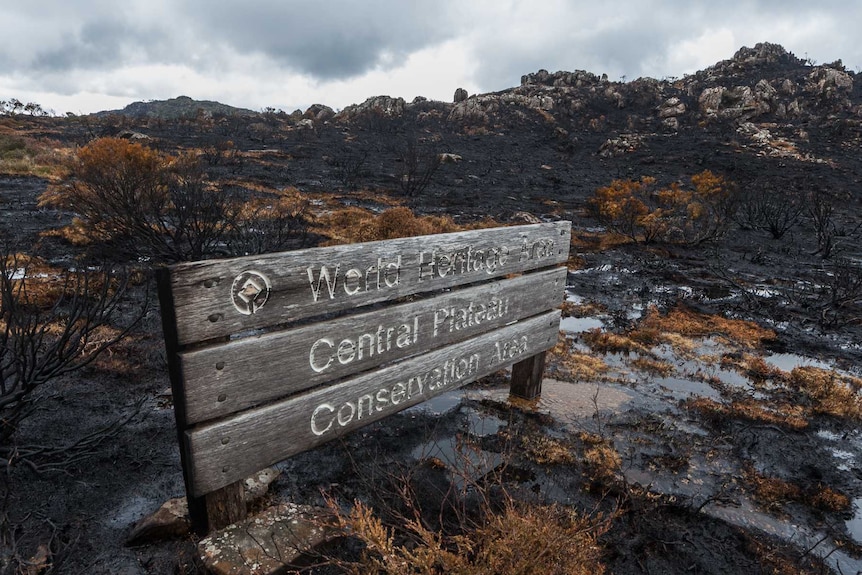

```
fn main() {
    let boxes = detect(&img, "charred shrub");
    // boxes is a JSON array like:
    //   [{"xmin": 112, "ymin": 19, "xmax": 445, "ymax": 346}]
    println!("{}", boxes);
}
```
[
  {"xmin": 734, "ymin": 182, "xmax": 804, "ymax": 239},
  {"xmin": 0, "ymin": 252, "xmax": 141, "ymax": 461},
  {"xmin": 394, "ymin": 136, "xmax": 442, "ymax": 198}
]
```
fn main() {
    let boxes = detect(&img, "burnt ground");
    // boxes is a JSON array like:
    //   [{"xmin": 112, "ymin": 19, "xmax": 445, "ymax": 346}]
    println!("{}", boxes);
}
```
[{"xmin": 2, "ymin": 66, "xmax": 862, "ymax": 575}]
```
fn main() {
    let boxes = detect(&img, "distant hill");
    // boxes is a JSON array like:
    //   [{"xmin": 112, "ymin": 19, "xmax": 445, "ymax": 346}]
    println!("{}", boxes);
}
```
[{"xmin": 93, "ymin": 95, "xmax": 256, "ymax": 119}]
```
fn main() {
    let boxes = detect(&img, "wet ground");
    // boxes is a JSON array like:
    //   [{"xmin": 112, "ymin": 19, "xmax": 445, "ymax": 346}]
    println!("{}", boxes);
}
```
[{"xmin": 2, "ymin": 84, "xmax": 862, "ymax": 572}]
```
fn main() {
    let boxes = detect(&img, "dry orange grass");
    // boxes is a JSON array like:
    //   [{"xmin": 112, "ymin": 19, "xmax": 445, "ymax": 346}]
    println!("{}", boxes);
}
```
[
  {"xmin": 789, "ymin": 366, "xmax": 862, "ymax": 420},
  {"xmin": 744, "ymin": 465, "xmax": 851, "ymax": 514},
  {"xmin": 743, "ymin": 466, "xmax": 802, "ymax": 512},
  {"xmin": 517, "ymin": 433, "xmax": 578, "ymax": 466},
  {"xmin": 561, "ymin": 300, "xmax": 606, "ymax": 318},
  {"xmin": 577, "ymin": 432, "xmax": 622, "ymax": 480},
  {"xmin": 636, "ymin": 304, "xmax": 775, "ymax": 349},
  {"xmin": 316, "ymin": 206, "xmax": 462, "ymax": 245},
  {"xmin": 330, "ymin": 498, "xmax": 609, "ymax": 575},
  {"xmin": 569, "ymin": 230, "xmax": 632, "ymax": 253},
  {"xmin": 629, "ymin": 357, "xmax": 675, "ymax": 377},
  {"xmin": 548, "ymin": 334, "xmax": 609, "ymax": 382},
  {"xmin": 686, "ymin": 397, "xmax": 809, "ymax": 430},
  {"xmin": 809, "ymin": 485, "xmax": 852, "ymax": 512},
  {"xmin": 718, "ymin": 353, "xmax": 786, "ymax": 384},
  {"xmin": 582, "ymin": 328, "xmax": 652, "ymax": 356}
]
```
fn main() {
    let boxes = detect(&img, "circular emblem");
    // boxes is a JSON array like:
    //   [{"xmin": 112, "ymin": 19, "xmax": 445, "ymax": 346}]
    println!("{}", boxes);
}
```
[{"xmin": 231, "ymin": 271, "xmax": 271, "ymax": 316}]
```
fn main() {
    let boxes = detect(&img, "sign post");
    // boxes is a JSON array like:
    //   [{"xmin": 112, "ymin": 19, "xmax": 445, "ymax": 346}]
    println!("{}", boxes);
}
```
[{"xmin": 158, "ymin": 221, "xmax": 571, "ymax": 533}]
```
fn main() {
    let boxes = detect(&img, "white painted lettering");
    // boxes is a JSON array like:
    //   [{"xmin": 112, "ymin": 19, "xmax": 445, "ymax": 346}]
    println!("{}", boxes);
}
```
[
  {"xmin": 309, "ymin": 338, "xmax": 334, "ymax": 372},
  {"xmin": 310, "ymin": 403, "xmax": 335, "ymax": 435}
]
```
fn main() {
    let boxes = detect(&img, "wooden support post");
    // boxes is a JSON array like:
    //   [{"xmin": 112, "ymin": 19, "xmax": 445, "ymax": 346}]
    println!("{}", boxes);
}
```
[
  {"xmin": 202, "ymin": 481, "xmax": 247, "ymax": 532},
  {"xmin": 509, "ymin": 351, "xmax": 546, "ymax": 400}
]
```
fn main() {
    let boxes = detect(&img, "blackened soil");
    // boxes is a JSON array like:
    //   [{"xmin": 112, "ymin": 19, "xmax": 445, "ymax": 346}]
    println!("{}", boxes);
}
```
[{"xmin": 2, "ymin": 63, "xmax": 862, "ymax": 573}]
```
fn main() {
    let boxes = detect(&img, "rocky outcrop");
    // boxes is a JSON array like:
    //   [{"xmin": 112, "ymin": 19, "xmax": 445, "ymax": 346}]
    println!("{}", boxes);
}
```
[
  {"xmin": 805, "ymin": 66, "xmax": 853, "ymax": 101},
  {"xmin": 521, "ymin": 69, "xmax": 605, "ymax": 88},
  {"xmin": 454, "ymin": 87, "xmax": 468, "ymax": 103},
  {"xmin": 336, "ymin": 95, "xmax": 407, "ymax": 122},
  {"xmin": 304, "ymin": 104, "xmax": 335, "ymax": 122}
]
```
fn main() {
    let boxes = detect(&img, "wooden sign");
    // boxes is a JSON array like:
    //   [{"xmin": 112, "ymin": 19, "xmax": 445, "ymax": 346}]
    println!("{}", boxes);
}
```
[{"xmin": 157, "ymin": 221, "xmax": 571, "ymax": 533}]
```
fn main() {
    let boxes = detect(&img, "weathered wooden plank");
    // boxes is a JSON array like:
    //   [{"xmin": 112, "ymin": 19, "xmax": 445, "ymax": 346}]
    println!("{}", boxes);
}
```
[
  {"xmin": 166, "ymin": 222, "xmax": 571, "ymax": 345},
  {"xmin": 178, "ymin": 267, "xmax": 565, "ymax": 425},
  {"xmin": 185, "ymin": 311, "xmax": 560, "ymax": 496}
]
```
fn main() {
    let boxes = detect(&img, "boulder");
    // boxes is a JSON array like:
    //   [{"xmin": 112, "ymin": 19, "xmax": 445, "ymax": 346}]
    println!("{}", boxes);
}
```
[
  {"xmin": 658, "ymin": 97, "xmax": 686, "ymax": 118},
  {"xmin": 454, "ymin": 87, "xmax": 468, "ymax": 103},
  {"xmin": 198, "ymin": 503, "xmax": 340, "ymax": 575},
  {"xmin": 304, "ymin": 104, "xmax": 335, "ymax": 122},
  {"xmin": 126, "ymin": 498, "xmax": 190, "ymax": 546},
  {"xmin": 806, "ymin": 67, "xmax": 853, "ymax": 100}
]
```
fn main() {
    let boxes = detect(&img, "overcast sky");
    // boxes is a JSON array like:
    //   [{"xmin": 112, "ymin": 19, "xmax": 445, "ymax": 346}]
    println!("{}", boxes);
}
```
[{"xmin": 2, "ymin": 1, "xmax": 860, "ymax": 115}]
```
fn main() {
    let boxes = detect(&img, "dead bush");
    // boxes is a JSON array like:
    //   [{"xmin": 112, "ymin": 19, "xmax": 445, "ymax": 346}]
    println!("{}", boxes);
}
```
[
  {"xmin": 0, "ymin": 251, "xmax": 144, "ymax": 465},
  {"xmin": 588, "ymin": 171, "xmax": 737, "ymax": 245},
  {"xmin": 329, "ymin": 496, "xmax": 608, "ymax": 575},
  {"xmin": 41, "ymin": 137, "xmax": 311, "ymax": 263}
]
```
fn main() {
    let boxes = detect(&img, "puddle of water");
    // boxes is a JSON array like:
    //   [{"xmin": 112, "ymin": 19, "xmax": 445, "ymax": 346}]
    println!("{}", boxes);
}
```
[
  {"xmin": 565, "ymin": 291, "xmax": 584, "ymax": 304},
  {"xmin": 411, "ymin": 433, "xmax": 502, "ymax": 489},
  {"xmin": 816, "ymin": 429, "xmax": 842, "ymax": 441},
  {"xmin": 649, "ymin": 376, "xmax": 723, "ymax": 401},
  {"xmin": 706, "ymin": 498, "xmax": 862, "ymax": 575},
  {"xmin": 465, "ymin": 411, "xmax": 506, "ymax": 438},
  {"xmin": 560, "ymin": 315, "xmax": 605, "ymax": 333},
  {"xmin": 764, "ymin": 353, "xmax": 832, "ymax": 372},
  {"xmin": 847, "ymin": 498, "xmax": 862, "ymax": 546},
  {"xmin": 407, "ymin": 390, "xmax": 464, "ymax": 415},
  {"xmin": 465, "ymin": 379, "xmax": 659, "ymax": 428}
]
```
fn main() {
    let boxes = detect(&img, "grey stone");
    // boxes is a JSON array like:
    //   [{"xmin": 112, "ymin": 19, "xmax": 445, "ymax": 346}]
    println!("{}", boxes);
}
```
[
  {"xmin": 126, "ymin": 498, "xmax": 190, "ymax": 546},
  {"xmin": 198, "ymin": 503, "xmax": 339, "ymax": 575}
]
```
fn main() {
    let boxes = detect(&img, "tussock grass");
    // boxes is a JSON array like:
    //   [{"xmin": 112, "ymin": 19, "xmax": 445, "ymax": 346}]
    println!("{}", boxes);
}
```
[
  {"xmin": 561, "ymin": 300, "xmax": 606, "ymax": 318},
  {"xmin": 582, "ymin": 329, "xmax": 651, "ymax": 356},
  {"xmin": 686, "ymin": 397, "xmax": 809, "ymax": 430},
  {"xmin": 744, "ymin": 465, "xmax": 851, "ymax": 513},
  {"xmin": 0, "ymin": 131, "xmax": 68, "ymax": 179},
  {"xmin": 330, "ymin": 497, "xmax": 609, "ymax": 575},
  {"xmin": 636, "ymin": 304, "xmax": 775, "ymax": 350},
  {"xmin": 789, "ymin": 366, "xmax": 862, "ymax": 420},
  {"xmin": 316, "ymin": 206, "xmax": 464, "ymax": 245},
  {"xmin": 548, "ymin": 334, "xmax": 609, "ymax": 381}
]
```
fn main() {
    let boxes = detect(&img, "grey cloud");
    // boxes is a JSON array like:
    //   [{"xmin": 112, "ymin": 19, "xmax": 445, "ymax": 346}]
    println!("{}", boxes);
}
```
[{"xmin": 179, "ymin": 0, "xmax": 459, "ymax": 79}]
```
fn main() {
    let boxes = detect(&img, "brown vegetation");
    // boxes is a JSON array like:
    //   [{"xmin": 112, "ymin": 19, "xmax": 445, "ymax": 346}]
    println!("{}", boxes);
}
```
[
  {"xmin": 789, "ymin": 366, "xmax": 862, "ymax": 420},
  {"xmin": 636, "ymin": 304, "xmax": 775, "ymax": 349},
  {"xmin": 686, "ymin": 397, "xmax": 809, "ymax": 430},
  {"xmin": 329, "ymin": 497, "xmax": 609, "ymax": 575},
  {"xmin": 40, "ymin": 137, "xmax": 310, "ymax": 262},
  {"xmin": 743, "ymin": 465, "xmax": 851, "ymax": 514},
  {"xmin": 588, "ymin": 171, "xmax": 737, "ymax": 245},
  {"xmin": 547, "ymin": 334, "xmax": 609, "ymax": 381}
]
